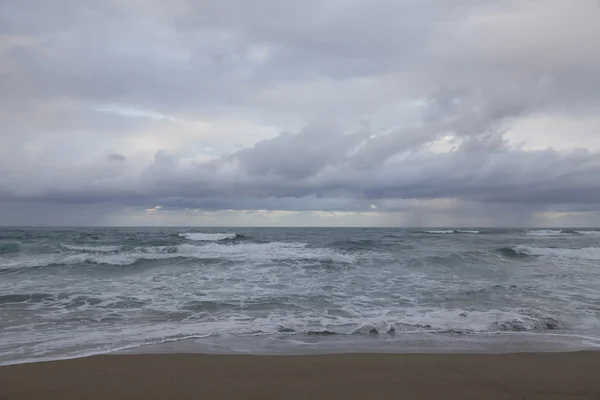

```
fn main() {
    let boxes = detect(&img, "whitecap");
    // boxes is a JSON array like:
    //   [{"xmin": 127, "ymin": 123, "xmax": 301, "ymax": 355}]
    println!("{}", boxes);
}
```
[
  {"xmin": 178, "ymin": 232, "xmax": 237, "ymax": 241},
  {"xmin": 62, "ymin": 244, "xmax": 121, "ymax": 252},
  {"xmin": 513, "ymin": 245, "xmax": 600, "ymax": 260},
  {"xmin": 525, "ymin": 230, "xmax": 564, "ymax": 236},
  {"xmin": 424, "ymin": 230, "xmax": 479, "ymax": 234},
  {"xmin": 1, "ymin": 241, "xmax": 356, "ymax": 269}
]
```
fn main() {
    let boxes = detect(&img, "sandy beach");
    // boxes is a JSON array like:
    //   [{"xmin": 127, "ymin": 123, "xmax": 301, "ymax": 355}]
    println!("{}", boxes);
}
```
[{"xmin": 2, "ymin": 352, "xmax": 600, "ymax": 399}]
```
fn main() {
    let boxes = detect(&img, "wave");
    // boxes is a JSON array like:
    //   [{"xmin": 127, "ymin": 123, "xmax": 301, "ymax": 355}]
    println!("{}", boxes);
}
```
[
  {"xmin": 525, "ymin": 229, "xmax": 564, "ymax": 236},
  {"xmin": 0, "ymin": 242, "xmax": 356, "ymax": 270},
  {"xmin": 0, "ymin": 293, "xmax": 56, "ymax": 305},
  {"xmin": 276, "ymin": 314, "xmax": 563, "ymax": 337},
  {"xmin": 496, "ymin": 247, "xmax": 530, "ymax": 259},
  {"xmin": 175, "ymin": 242, "xmax": 356, "ymax": 264},
  {"xmin": 329, "ymin": 238, "xmax": 388, "ymax": 251},
  {"xmin": 524, "ymin": 229, "xmax": 590, "ymax": 236},
  {"xmin": 0, "ymin": 241, "xmax": 21, "ymax": 254},
  {"xmin": 178, "ymin": 232, "xmax": 238, "ymax": 241},
  {"xmin": 61, "ymin": 244, "xmax": 121, "ymax": 252},
  {"xmin": 512, "ymin": 245, "xmax": 600, "ymax": 260},
  {"xmin": 424, "ymin": 230, "xmax": 480, "ymax": 234},
  {"xmin": 559, "ymin": 229, "xmax": 580, "ymax": 235}
]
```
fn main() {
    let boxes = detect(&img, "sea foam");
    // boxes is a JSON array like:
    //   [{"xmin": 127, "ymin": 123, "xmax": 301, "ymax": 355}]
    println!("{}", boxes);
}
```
[
  {"xmin": 514, "ymin": 245, "xmax": 600, "ymax": 260},
  {"xmin": 178, "ymin": 232, "xmax": 238, "ymax": 241}
]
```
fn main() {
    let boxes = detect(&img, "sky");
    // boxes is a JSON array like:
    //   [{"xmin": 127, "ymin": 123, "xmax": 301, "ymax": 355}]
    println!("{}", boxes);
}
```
[{"xmin": 1, "ymin": 0, "xmax": 600, "ymax": 227}]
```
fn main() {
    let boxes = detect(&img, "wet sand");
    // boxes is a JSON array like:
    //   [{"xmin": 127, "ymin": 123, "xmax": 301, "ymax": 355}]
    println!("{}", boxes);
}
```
[{"xmin": 2, "ymin": 352, "xmax": 600, "ymax": 399}]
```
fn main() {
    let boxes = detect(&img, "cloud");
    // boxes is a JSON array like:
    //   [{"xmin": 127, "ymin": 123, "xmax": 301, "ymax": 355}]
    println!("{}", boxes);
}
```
[
  {"xmin": 3, "ymin": 121, "xmax": 599, "ymax": 209},
  {"xmin": 0, "ymin": 0, "xmax": 599, "ymax": 226},
  {"xmin": 107, "ymin": 153, "xmax": 127, "ymax": 162}
]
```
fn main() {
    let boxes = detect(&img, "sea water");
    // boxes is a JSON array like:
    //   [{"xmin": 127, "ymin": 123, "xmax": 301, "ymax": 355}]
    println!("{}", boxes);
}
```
[{"xmin": 1, "ymin": 227, "xmax": 600, "ymax": 364}]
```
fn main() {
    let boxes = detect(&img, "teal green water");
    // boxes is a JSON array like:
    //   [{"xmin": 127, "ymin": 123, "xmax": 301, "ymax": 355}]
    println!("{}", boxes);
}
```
[{"xmin": 1, "ymin": 227, "xmax": 600, "ymax": 364}]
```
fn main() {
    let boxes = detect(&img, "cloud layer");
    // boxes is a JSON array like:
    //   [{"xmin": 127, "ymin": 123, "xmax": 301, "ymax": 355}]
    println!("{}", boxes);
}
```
[{"xmin": 1, "ymin": 0, "xmax": 600, "ymax": 226}]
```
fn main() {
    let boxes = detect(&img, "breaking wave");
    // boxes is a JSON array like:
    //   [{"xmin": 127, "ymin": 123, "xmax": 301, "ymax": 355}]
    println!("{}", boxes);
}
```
[
  {"xmin": 0, "ymin": 242, "xmax": 355, "ymax": 270},
  {"xmin": 178, "ymin": 232, "xmax": 238, "ymax": 241},
  {"xmin": 61, "ymin": 244, "xmax": 121, "ymax": 252},
  {"xmin": 524, "ymin": 230, "xmax": 564, "ymax": 236},
  {"xmin": 496, "ymin": 247, "xmax": 530, "ymax": 259},
  {"xmin": 276, "ymin": 312, "xmax": 564, "ymax": 337},
  {"xmin": 524, "ymin": 229, "xmax": 598, "ymax": 236},
  {"xmin": 512, "ymin": 245, "xmax": 600, "ymax": 260},
  {"xmin": 424, "ymin": 230, "xmax": 480, "ymax": 234},
  {"xmin": 576, "ymin": 230, "xmax": 600, "ymax": 235},
  {"xmin": 5, "ymin": 226, "xmax": 600, "ymax": 366}
]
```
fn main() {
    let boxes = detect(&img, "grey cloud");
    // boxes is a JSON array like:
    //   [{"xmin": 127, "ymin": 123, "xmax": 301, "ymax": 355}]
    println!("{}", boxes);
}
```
[
  {"xmin": 107, "ymin": 153, "xmax": 127, "ymax": 162},
  {"xmin": 233, "ymin": 124, "xmax": 372, "ymax": 179},
  {"xmin": 1, "ymin": 0, "xmax": 600, "ymax": 225},
  {"xmin": 3, "ymin": 122, "xmax": 599, "ymax": 211},
  {"xmin": 5, "ymin": 0, "xmax": 598, "ymax": 115},
  {"xmin": 146, "ymin": 118, "xmax": 600, "ymax": 208}
]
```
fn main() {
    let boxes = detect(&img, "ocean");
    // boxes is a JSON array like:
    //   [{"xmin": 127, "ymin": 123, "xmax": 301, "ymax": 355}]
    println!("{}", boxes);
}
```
[{"xmin": 1, "ymin": 227, "xmax": 600, "ymax": 365}]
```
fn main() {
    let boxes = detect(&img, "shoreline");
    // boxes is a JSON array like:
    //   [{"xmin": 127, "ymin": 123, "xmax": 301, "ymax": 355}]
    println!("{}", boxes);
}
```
[
  {"xmin": 3, "ymin": 329, "xmax": 600, "ymax": 368},
  {"xmin": 2, "ymin": 352, "xmax": 600, "ymax": 399}
]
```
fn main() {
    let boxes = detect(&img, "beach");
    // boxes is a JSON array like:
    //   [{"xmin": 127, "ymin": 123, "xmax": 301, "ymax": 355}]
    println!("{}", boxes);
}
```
[{"xmin": 2, "ymin": 352, "xmax": 600, "ymax": 399}]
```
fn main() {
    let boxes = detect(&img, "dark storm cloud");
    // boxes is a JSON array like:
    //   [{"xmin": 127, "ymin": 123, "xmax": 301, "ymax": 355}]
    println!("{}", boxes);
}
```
[
  {"xmin": 1, "ymin": 0, "xmax": 600, "ymax": 224},
  {"xmin": 4, "ymin": 120, "xmax": 599, "ymax": 210}
]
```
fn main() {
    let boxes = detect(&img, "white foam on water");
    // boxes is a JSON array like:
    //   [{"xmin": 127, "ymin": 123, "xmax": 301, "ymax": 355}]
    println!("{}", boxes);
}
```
[
  {"xmin": 525, "ymin": 230, "xmax": 564, "ymax": 236},
  {"xmin": 0, "ymin": 253, "xmax": 175, "ymax": 269},
  {"xmin": 270, "ymin": 307, "xmax": 571, "ymax": 336},
  {"xmin": 0, "ymin": 326, "xmax": 216, "ymax": 367},
  {"xmin": 3, "ymin": 304, "xmax": 591, "ymax": 366},
  {"xmin": 0, "ymin": 315, "xmax": 304, "ymax": 365},
  {"xmin": 514, "ymin": 245, "xmax": 600, "ymax": 261},
  {"xmin": 395, "ymin": 308, "xmax": 554, "ymax": 333},
  {"xmin": 178, "ymin": 232, "xmax": 237, "ymax": 241},
  {"xmin": 424, "ymin": 230, "xmax": 480, "ymax": 234},
  {"xmin": 62, "ymin": 245, "xmax": 121, "ymax": 252},
  {"xmin": 0, "ymin": 242, "xmax": 356, "ymax": 269},
  {"xmin": 176, "ymin": 242, "xmax": 356, "ymax": 263},
  {"xmin": 4, "ymin": 227, "xmax": 600, "ymax": 365},
  {"xmin": 576, "ymin": 230, "xmax": 600, "ymax": 235}
]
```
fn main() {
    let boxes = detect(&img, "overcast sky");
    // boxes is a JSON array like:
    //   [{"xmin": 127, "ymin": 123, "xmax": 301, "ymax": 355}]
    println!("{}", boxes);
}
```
[{"xmin": 1, "ymin": 0, "xmax": 600, "ymax": 226}]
